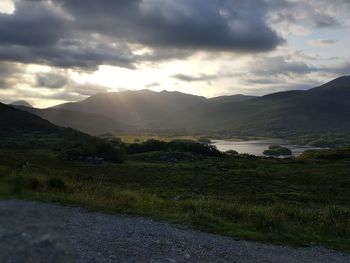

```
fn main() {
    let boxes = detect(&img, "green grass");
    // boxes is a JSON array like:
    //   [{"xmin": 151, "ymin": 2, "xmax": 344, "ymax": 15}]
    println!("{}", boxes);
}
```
[{"xmin": 0, "ymin": 150, "xmax": 349, "ymax": 251}]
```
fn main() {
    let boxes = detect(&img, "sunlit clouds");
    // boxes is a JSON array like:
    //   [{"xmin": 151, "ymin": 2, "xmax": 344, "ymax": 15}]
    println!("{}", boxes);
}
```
[{"xmin": 0, "ymin": 0, "xmax": 349, "ymax": 107}]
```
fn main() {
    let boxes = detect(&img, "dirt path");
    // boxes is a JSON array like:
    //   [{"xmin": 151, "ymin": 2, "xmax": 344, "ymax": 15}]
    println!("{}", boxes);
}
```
[{"xmin": 0, "ymin": 200, "xmax": 349, "ymax": 263}]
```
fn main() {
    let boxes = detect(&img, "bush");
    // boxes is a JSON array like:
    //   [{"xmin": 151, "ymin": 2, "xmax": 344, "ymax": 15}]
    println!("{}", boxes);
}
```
[
  {"xmin": 26, "ymin": 177, "xmax": 41, "ymax": 190},
  {"xmin": 197, "ymin": 137, "xmax": 211, "ymax": 144},
  {"xmin": 263, "ymin": 145, "xmax": 292, "ymax": 157},
  {"xmin": 47, "ymin": 178, "xmax": 66, "ymax": 191},
  {"xmin": 299, "ymin": 147, "xmax": 350, "ymax": 160},
  {"xmin": 13, "ymin": 175, "xmax": 24, "ymax": 194},
  {"xmin": 127, "ymin": 139, "xmax": 223, "ymax": 157},
  {"xmin": 61, "ymin": 138, "xmax": 125, "ymax": 163},
  {"xmin": 225, "ymin": 150, "xmax": 238, "ymax": 156}
]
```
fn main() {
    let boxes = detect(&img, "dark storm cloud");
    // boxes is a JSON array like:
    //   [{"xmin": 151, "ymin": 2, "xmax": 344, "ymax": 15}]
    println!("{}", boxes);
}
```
[
  {"xmin": 0, "ymin": 1, "xmax": 68, "ymax": 47},
  {"xmin": 59, "ymin": 0, "xmax": 283, "ymax": 52},
  {"xmin": 0, "ymin": 0, "xmax": 283, "ymax": 69}
]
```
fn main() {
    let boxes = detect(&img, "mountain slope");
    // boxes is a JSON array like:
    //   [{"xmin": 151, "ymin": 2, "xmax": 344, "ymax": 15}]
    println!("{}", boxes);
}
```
[
  {"xmin": 208, "ymin": 95, "xmax": 257, "ymax": 104},
  {"xmin": 0, "ymin": 102, "xmax": 57, "ymax": 135},
  {"xmin": 190, "ymin": 76, "xmax": 350, "ymax": 134},
  {"xmin": 46, "ymin": 76, "xmax": 350, "ymax": 135},
  {"xmin": 14, "ymin": 106, "xmax": 121, "ymax": 135},
  {"xmin": 0, "ymin": 102, "xmax": 124, "ymax": 162},
  {"xmin": 10, "ymin": 100, "xmax": 33, "ymax": 108},
  {"xmin": 54, "ymin": 90, "xmax": 207, "ymax": 129}
]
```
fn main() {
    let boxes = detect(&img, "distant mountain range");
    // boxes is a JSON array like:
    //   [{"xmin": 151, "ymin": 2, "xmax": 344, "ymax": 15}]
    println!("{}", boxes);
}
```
[{"xmin": 6, "ymin": 76, "xmax": 350, "ymax": 136}]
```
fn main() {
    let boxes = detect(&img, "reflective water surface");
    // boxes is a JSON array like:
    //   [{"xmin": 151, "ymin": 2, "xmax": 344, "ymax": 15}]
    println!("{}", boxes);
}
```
[{"xmin": 212, "ymin": 139, "xmax": 323, "ymax": 156}]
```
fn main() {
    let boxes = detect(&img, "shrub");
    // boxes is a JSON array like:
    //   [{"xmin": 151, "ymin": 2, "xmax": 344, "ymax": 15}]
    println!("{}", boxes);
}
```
[
  {"xmin": 13, "ymin": 175, "xmax": 24, "ymax": 194},
  {"xmin": 127, "ymin": 139, "xmax": 223, "ymax": 157},
  {"xmin": 47, "ymin": 178, "xmax": 66, "ymax": 191},
  {"xmin": 61, "ymin": 138, "xmax": 125, "ymax": 163},
  {"xmin": 26, "ymin": 177, "xmax": 41, "ymax": 191},
  {"xmin": 263, "ymin": 145, "xmax": 292, "ymax": 157},
  {"xmin": 225, "ymin": 150, "xmax": 238, "ymax": 156},
  {"xmin": 197, "ymin": 137, "xmax": 212, "ymax": 144},
  {"xmin": 299, "ymin": 147, "xmax": 350, "ymax": 160}
]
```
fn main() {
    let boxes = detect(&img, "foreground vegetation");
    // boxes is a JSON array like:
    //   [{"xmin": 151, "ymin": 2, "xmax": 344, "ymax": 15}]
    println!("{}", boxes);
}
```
[{"xmin": 0, "ymin": 147, "xmax": 349, "ymax": 251}]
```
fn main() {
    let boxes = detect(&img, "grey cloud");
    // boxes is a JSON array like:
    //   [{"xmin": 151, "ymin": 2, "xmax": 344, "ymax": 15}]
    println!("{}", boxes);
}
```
[
  {"xmin": 0, "ymin": 0, "xmax": 283, "ymax": 70},
  {"xmin": 146, "ymin": 82, "xmax": 160, "ymax": 88},
  {"xmin": 58, "ymin": 0, "xmax": 283, "ymax": 52},
  {"xmin": 36, "ymin": 73, "xmax": 68, "ymax": 89},
  {"xmin": 35, "ymin": 71, "xmax": 108, "ymax": 95},
  {"xmin": 250, "ymin": 56, "xmax": 317, "ymax": 76},
  {"xmin": 268, "ymin": 0, "xmax": 343, "ymax": 30},
  {"xmin": 67, "ymin": 83, "xmax": 108, "ymax": 96},
  {"xmin": 172, "ymin": 74, "xmax": 217, "ymax": 82},
  {"xmin": 0, "ymin": 62, "xmax": 24, "ymax": 89},
  {"xmin": 325, "ymin": 62, "xmax": 350, "ymax": 76},
  {"xmin": 243, "ymin": 78, "xmax": 284, "ymax": 85},
  {"xmin": 313, "ymin": 13, "xmax": 339, "ymax": 28},
  {"xmin": 0, "ymin": 1, "xmax": 68, "ymax": 47}
]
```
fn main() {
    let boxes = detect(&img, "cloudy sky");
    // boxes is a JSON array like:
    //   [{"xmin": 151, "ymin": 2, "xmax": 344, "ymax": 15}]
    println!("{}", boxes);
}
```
[{"xmin": 0, "ymin": 0, "xmax": 349, "ymax": 108}]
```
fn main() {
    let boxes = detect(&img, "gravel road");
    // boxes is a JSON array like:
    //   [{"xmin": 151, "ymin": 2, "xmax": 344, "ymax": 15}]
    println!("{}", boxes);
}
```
[{"xmin": 0, "ymin": 200, "xmax": 349, "ymax": 263}]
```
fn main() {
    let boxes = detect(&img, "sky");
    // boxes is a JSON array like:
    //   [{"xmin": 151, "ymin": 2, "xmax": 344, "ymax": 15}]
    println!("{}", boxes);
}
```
[{"xmin": 0, "ymin": 0, "xmax": 349, "ymax": 108}]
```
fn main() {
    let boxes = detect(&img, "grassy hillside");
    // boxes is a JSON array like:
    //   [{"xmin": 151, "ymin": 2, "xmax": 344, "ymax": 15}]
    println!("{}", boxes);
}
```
[
  {"xmin": 14, "ymin": 106, "xmax": 121, "ymax": 135},
  {"xmin": 0, "ymin": 103, "xmax": 124, "ymax": 162},
  {"xmin": 0, "ymin": 102, "xmax": 57, "ymax": 135}
]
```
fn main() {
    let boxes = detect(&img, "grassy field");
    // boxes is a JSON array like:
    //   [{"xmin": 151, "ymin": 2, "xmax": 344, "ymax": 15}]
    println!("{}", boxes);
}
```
[{"xmin": 0, "ymin": 150, "xmax": 349, "ymax": 251}]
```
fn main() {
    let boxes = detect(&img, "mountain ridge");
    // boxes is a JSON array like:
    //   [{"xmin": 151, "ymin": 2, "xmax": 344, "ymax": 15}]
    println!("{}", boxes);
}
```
[{"xmin": 5, "ymin": 76, "xmax": 350, "ymax": 136}]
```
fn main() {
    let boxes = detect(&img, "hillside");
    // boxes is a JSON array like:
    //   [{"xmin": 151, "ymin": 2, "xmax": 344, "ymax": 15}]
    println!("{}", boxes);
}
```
[
  {"xmin": 14, "ymin": 106, "xmax": 122, "ymax": 135},
  {"xmin": 208, "ymin": 76, "xmax": 350, "ymax": 135},
  {"xmin": 207, "ymin": 94, "xmax": 257, "ymax": 104},
  {"xmin": 0, "ymin": 103, "xmax": 124, "ymax": 162},
  {"xmin": 0, "ymin": 103, "xmax": 57, "ymax": 135},
  {"xmin": 10, "ymin": 100, "xmax": 33, "ymax": 108},
  {"xmin": 54, "ymin": 90, "xmax": 207, "ymax": 129},
  {"xmin": 165, "ymin": 76, "xmax": 350, "ymax": 135}
]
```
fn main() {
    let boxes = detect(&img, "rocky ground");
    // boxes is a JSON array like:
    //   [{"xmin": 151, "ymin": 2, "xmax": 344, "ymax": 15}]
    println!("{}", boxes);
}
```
[{"xmin": 0, "ymin": 200, "xmax": 349, "ymax": 263}]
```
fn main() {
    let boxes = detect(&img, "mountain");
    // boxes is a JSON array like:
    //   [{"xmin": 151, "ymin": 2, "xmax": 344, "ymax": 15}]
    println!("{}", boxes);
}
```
[
  {"xmin": 208, "ymin": 95, "xmax": 257, "ymax": 104},
  {"xmin": 54, "ymin": 90, "xmax": 207, "ymax": 130},
  {"xmin": 183, "ymin": 76, "xmax": 350, "ymax": 135},
  {"xmin": 10, "ymin": 100, "xmax": 32, "ymax": 108},
  {"xmin": 13, "ymin": 106, "xmax": 121, "ymax": 135},
  {"xmin": 0, "ymin": 102, "xmax": 57, "ymax": 135},
  {"xmin": 33, "ymin": 76, "xmax": 350, "ymax": 136},
  {"xmin": 0, "ymin": 102, "xmax": 124, "ymax": 162}
]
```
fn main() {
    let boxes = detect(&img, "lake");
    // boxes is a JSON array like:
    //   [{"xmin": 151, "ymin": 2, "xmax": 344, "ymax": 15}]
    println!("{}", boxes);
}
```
[{"xmin": 211, "ymin": 139, "xmax": 323, "ymax": 157}]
